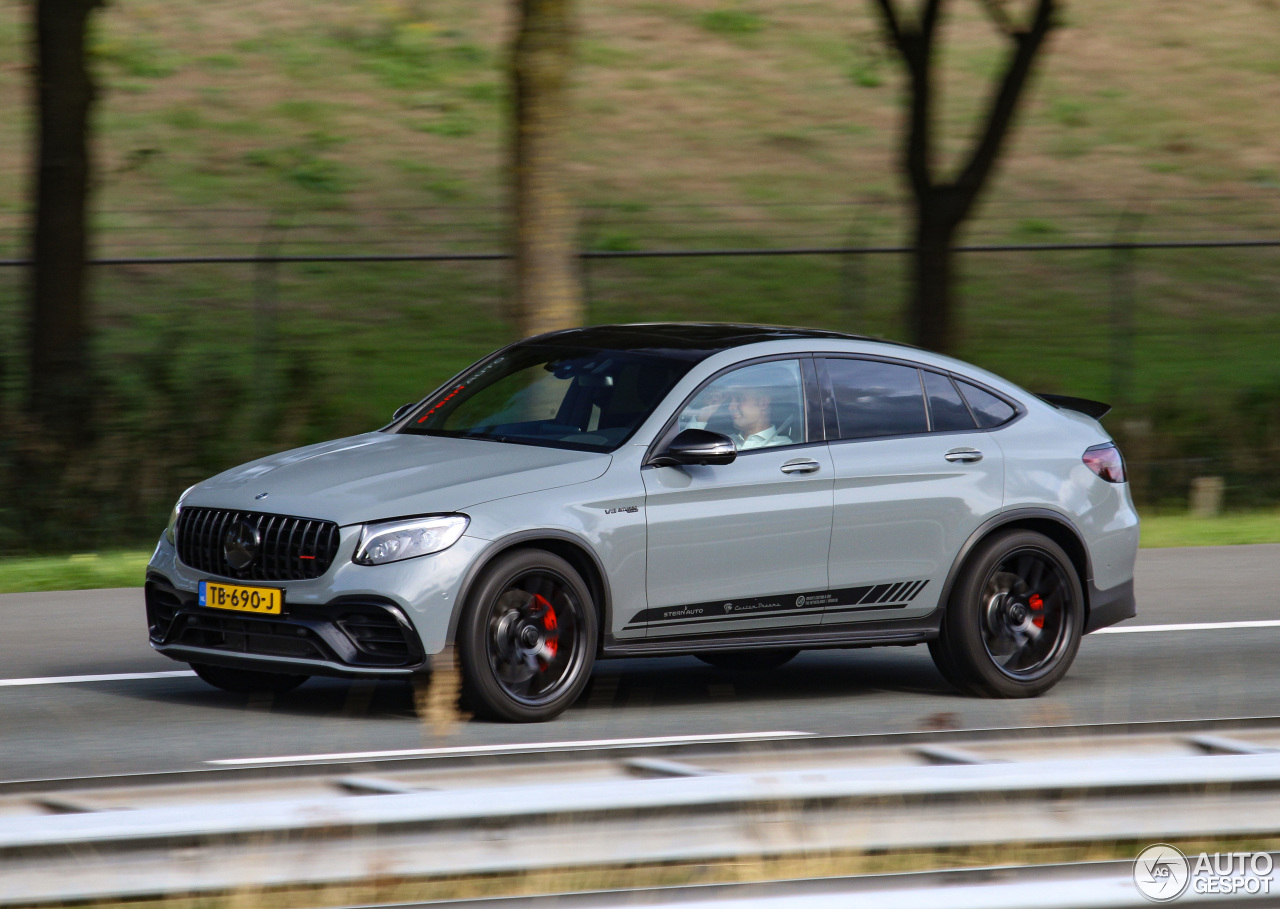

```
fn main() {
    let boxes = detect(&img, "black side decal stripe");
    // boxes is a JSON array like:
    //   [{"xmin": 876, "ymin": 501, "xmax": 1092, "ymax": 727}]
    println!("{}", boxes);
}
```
[
  {"xmin": 865, "ymin": 584, "xmax": 892, "ymax": 604},
  {"xmin": 627, "ymin": 579, "xmax": 932, "ymax": 628}
]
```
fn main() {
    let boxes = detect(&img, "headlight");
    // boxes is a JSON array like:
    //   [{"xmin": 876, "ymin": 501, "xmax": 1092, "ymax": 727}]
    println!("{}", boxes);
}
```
[
  {"xmin": 354, "ymin": 515, "xmax": 469, "ymax": 566},
  {"xmin": 164, "ymin": 486, "xmax": 196, "ymax": 545},
  {"xmin": 164, "ymin": 504, "xmax": 181, "ymax": 545}
]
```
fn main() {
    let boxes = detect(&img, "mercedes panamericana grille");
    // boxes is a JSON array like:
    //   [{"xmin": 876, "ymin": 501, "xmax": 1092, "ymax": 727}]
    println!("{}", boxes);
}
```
[{"xmin": 146, "ymin": 324, "xmax": 1138, "ymax": 721}]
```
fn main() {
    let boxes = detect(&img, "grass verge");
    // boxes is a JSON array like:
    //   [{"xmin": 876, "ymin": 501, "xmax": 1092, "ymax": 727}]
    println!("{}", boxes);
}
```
[
  {"xmin": 0, "ymin": 550, "xmax": 152, "ymax": 595},
  {"xmin": 1140, "ymin": 509, "xmax": 1280, "ymax": 549},
  {"xmin": 0, "ymin": 510, "xmax": 1277, "ymax": 595}
]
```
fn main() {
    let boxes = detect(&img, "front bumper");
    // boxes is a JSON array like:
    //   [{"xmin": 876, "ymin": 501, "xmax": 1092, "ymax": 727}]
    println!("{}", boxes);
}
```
[
  {"xmin": 146, "ymin": 530, "xmax": 492, "ymax": 676},
  {"xmin": 146, "ymin": 575, "xmax": 426, "ymax": 677}
]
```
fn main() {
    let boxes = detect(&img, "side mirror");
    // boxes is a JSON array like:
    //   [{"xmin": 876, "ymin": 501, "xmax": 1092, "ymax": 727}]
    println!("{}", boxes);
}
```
[
  {"xmin": 392, "ymin": 402, "xmax": 415, "ymax": 421},
  {"xmin": 651, "ymin": 428, "xmax": 737, "ymax": 467}
]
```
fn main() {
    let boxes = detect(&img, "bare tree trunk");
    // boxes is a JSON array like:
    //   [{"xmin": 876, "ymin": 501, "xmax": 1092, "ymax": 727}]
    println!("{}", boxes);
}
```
[
  {"xmin": 29, "ymin": 0, "xmax": 102, "ymax": 444},
  {"xmin": 910, "ymin": 216, "xmax": 957, "ymax": 352},
  {"xmin": 510, "ymin": 0, "xmax": 582, "ymax": 338}
]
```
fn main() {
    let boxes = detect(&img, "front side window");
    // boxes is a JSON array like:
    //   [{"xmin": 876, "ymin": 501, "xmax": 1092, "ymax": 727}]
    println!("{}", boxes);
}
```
[
  {"xmin": 676, "ymin": 359, "xmax": 806, "ymax": 450},
  {"xmin": 401, "ymin": 345, "xmax": 693, "ymax": 452},
  {"xmin": 824, "ymin": 358, "xmax": 928, "ymax": 440}
]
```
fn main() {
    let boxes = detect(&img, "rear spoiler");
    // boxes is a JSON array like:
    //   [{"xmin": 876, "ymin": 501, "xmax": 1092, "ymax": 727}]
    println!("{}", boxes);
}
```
[{"xmin": 1035, "ymin": 393, "xmax": 1112, "ymax": 420}]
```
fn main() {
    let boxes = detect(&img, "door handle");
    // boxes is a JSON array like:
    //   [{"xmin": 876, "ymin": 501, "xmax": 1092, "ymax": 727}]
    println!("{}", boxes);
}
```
[
  {"xmin": 781, "ymin": 458, "xmax": 822, "ymax": 474},
  {"xmin": 945, "ymin": 447, "xmax": 984, "ymax": 463}
]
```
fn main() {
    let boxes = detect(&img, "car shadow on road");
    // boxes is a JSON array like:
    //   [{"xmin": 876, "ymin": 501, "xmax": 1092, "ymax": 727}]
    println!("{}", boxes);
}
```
[
  {"xmin": 575, "ymin": 647, "xmax": 957, "ymax": 712},
  {"xmin": 99, "ymin": 647, "xmax": 959, "ymax": 722}
]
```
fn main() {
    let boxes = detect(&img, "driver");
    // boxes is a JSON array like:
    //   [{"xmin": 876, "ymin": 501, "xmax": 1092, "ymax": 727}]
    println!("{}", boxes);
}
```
[
  {"xmin": 728, "ymin": 381, "xmax": 792, "ymax": 449},
  {"xmin": 679, "ymin": 366, "xmax": 794, "ymax": 450}
]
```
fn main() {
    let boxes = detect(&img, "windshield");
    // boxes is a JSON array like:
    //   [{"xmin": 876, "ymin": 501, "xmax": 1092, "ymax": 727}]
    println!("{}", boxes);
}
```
[{"xmin": 398, "ymin": 345, "xmax": 695, "ymax": 452}]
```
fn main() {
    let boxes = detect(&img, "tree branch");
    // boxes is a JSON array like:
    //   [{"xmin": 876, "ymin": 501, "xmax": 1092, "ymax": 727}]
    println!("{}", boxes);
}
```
[
  {"xmin": 976, "ymin": 0, "xmax": 1016, "ymax": 36},
  {"xmin": 870, "ymin": 0, "xmax": 944, "ymax": 198},
  {"xmin": 920, "ymin": 0, "xmax": 945, "ymax": 41},
  {"xmin": 871, "ymin": 0, "xmax": 904, "ymax": 49},
  {"xmin": 951, "ymin": 0, "xmax": 1053, "ymax": 214}
]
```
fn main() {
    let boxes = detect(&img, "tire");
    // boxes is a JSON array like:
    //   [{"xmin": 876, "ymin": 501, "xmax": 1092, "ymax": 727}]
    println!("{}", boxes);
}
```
[
  {"xmin": 696, "ymin": 649, "xmax": 800, "ymax": 671},
  {"xmin": 190, "ymin": 662, "xmax": 309, "ymax": 694},
  {"xmin": 927, "ymin": 632, "xmax": 976, "ymax": 694},
  {"xmin": 930, "ymin": 530, "xmax": 1084, "ymax": 698},
  {"xmin": 457, "ymin": 549, "xmax": 598, "ymax": 722}
]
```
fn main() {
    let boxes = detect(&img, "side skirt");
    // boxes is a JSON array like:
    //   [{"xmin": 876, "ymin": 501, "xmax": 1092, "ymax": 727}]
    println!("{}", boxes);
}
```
[{"xmin": 600, "ymin": 612, "xmax": 942, "ymax": 659}]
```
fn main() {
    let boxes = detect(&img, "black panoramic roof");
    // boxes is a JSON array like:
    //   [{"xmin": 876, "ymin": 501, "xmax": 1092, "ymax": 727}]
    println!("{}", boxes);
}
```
[{"xmin": 521, "ymin": 323, "xmax": 902, "ymax": 361}]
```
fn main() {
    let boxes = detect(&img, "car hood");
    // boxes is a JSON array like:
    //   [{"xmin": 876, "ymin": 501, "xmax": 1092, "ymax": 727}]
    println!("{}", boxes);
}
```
[{"xmin": 186, "ymin": 432, "xmax": 612, "ymax": 526}]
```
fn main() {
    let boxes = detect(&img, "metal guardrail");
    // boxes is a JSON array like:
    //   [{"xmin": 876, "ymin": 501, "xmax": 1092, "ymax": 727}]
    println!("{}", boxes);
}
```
[{"xmin": 6, "ymin": 723, "xmax": 1280, "ymax": 905}]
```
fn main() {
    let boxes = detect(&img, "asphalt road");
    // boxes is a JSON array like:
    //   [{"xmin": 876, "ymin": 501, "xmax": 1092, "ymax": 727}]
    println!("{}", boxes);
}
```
[{"xmin": 1, "ymin": 545, "xmax": 1277, "ymax": 783}]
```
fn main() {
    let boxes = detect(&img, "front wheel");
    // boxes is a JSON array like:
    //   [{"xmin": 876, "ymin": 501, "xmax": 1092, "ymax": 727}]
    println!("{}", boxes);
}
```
[
  {"xmin": 930, "ymin": 530, "xmax": 1083, "ymax": 698},
  {"xmin": 190, "ymin": 662, "xmax": 309, "ymax": 694},
  {"xmin": 457, "ymin": 549, "xmax": 598, "ymax": 722}
]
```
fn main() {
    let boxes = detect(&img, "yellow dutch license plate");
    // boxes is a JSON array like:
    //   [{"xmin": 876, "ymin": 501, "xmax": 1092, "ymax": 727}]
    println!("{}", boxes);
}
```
[{"xmin": 199, "ymin": 580, "xmax": 283, "ymax": 615}]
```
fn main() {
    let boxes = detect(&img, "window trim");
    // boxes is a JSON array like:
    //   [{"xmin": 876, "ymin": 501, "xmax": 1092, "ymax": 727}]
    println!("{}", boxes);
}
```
[
  {"xmin": 814, "ymin": 353, "xmax": 1025, "ymax": 444},
  {"xmin": 644, "ymin": 353, "xmax": 819, "ymax": 467}
]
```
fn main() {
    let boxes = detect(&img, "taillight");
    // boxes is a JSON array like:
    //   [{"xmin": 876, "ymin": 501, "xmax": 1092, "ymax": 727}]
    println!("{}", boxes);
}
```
[{"xmin": 1083, "ymin": 442, "xmax": 1126, "ymax": 483}]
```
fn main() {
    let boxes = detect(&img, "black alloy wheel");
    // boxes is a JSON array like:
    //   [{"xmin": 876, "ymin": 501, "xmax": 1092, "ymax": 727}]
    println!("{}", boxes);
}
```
[
  {"xmin": 189, "ymin": 662, "xmax": 309, "ymax": 694},
  {"xmin": 458, "ymin": 549, "xmax": 598, "ymax": 722},
  {"xmin": 929, "ymin": 529, "xmax": 1084, "ymax": 698},
  {"xmin": 696, "ymin": 649, "xmax": 800, "ymax": 671}
]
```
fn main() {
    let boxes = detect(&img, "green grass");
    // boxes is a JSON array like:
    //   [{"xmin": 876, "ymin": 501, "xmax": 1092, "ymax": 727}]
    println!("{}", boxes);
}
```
[
  {"xmin": 1139, "ymin": 510, "xmax": 1280, "ymax": 549},
  {"xmin": 0, "ymin": 512, "xmax": 1276, "ymax": 595},
  {"xmin": 0, "ymin": 551, "xmax": 153, "ymax": 595}
]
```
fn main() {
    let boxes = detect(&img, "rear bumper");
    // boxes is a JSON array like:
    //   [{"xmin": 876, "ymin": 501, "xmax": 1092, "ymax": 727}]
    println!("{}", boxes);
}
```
[
  {"xmin": 146, "ymin": 575, "xmax": 427, "ymax": 678},
  {"xmin": 1085, "ymin": 578, "xmax": 1136, "ymax": 633}
]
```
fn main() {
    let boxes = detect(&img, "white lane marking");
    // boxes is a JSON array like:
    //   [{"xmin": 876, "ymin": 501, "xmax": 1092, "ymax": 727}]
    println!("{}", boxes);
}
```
[
  {"xmin": 208, "ymin": 731, "xmax": 814, "ymax": 766},
  {"xmin": 0, "ymin": 670, "xmax": 197, "ymax": 688},
  {"xmin": 1095, "ymin": 620, "xmax": 1280, "ymax": 635}
]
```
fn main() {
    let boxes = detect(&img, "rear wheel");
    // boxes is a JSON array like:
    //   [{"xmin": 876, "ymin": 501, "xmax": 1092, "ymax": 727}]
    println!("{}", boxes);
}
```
[
  {"xmin": 931, "ymin": 530, "xmax": 1083, "ymax": 698},
  {"xmin": 458, "ymin": 549, "xmax": 597, "ymax": 722},
  {"xmin": 695, "ymin": 649, "xmax": 800, "ymax": 671},
  {"xmin": 190, "ymin": 662, "xmax": 309, "ymax": 694}
]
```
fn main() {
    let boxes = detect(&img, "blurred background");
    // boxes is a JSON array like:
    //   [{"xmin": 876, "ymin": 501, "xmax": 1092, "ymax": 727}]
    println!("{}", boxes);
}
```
[{"xmin": 1, "ymin": 0, "xmax": 1278, "ymax": 555}]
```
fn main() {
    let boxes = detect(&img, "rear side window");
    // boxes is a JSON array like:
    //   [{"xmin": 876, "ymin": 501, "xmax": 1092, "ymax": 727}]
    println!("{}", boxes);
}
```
[
  {"xmin": 957, "ymin": 380, "xmax": 1017, "ymax": 428},
  {"xmin": 824, "ymin": 358, "xmax": 928, "ymax": 440},
  {"xmin": 924, "ymin": 371, "xmax": 977, "ymax": 432}
]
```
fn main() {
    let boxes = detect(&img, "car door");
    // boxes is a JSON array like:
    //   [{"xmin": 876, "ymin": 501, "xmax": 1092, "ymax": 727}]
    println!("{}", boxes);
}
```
[
  {"xmin": 638, "ymin": 357, "xmax": 835, "ymax": 639},
  {"xmin": 817, "ymin": 357, "xmax": 1006, "ymax": 626}
]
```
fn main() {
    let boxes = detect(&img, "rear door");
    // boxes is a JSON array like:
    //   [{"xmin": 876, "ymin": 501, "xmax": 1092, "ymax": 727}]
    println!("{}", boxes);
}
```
[
  {"xmin": 817, "ymin": 357, "xmax": 1006, "ymax": 625},
  {"xmin": 637, "ymin": 358, "xmax": 835, "ymax": 639}
]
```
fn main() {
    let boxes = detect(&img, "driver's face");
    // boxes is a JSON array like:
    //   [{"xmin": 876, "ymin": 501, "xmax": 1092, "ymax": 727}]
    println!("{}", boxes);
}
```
[{"xmin": 729, "ymin": 389, "xmax": 771, "ymax": 435}]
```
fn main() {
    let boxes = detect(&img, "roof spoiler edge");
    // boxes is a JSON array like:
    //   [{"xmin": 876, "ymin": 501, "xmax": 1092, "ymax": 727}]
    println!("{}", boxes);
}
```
[{"xmin": 1036, "ymin": 393, "xmax": 1113, "ymax": 420}]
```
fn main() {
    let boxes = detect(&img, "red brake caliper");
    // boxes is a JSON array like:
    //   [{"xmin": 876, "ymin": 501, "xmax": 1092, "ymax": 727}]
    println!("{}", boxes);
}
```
[
  {"xmin": 531, "ymin": 594, "xmax": 559, "ymax": 664},
  {"xmin": 1029, "ymin": 593, "xmax": 1044, "ymax": 629}
]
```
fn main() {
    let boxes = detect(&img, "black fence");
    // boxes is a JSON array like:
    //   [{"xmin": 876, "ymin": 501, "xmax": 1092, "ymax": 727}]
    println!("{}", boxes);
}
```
[{"xmin": 0, "ymin": 200, "xmax": 1278, "ymax": 549}]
